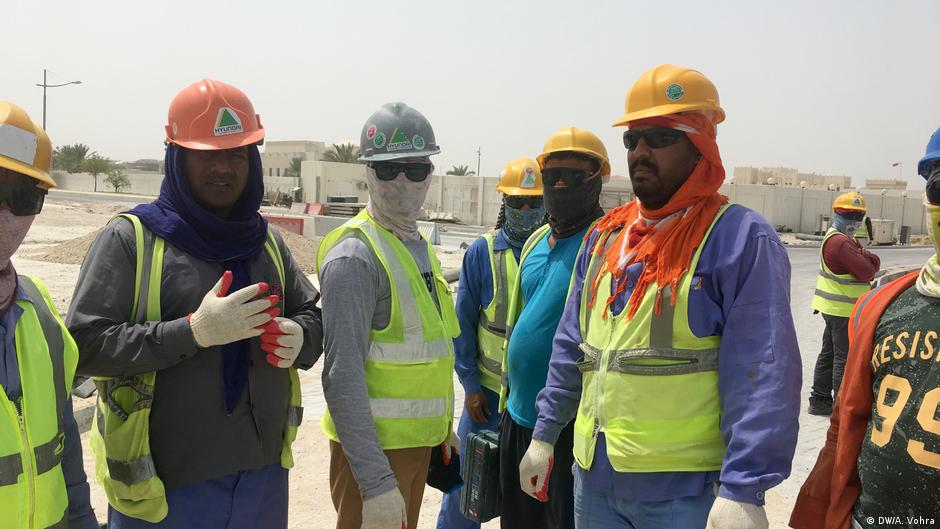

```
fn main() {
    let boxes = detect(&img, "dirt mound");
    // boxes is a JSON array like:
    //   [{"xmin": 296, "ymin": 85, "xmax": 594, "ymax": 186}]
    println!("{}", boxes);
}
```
[
  {"xmin": 30, "ymin": 228, "xmax": 103, "ymax": 265},
  {"xmin": 29, "ymin": 226, "xmax": 320, "ymax": 274}
]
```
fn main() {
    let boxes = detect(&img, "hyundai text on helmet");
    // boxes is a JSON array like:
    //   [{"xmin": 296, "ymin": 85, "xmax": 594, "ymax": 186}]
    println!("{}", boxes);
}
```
[
  {"xmin": 165, "ymin": 79, "xmax": 265, "ymax": 151},
  {"xmin": 359, "ymin": 102, "xmax": 440, "ymax": 162}
]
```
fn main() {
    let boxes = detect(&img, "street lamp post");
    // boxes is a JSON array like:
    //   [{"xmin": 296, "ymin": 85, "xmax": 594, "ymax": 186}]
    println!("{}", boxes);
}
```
[{"xmin": 36, "ymin": 68, "xmax": 81, "ymax": 130}]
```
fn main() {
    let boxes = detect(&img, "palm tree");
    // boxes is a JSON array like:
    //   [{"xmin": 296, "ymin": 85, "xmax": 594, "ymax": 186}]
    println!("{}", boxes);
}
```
[
  {"xmin": 446, "ymin": 165, "xmax": 475, "ymax": 176},
  {"xmin": 322, "ymin": 143, "xmax": 362, "ymax": 164},
  {"xmin": 52, "ymin": 143, "xmax": 91, "ymax": 173},
  {"xmin": 285, "ymin": 156, "xmax": 304, "ymax": 177}
]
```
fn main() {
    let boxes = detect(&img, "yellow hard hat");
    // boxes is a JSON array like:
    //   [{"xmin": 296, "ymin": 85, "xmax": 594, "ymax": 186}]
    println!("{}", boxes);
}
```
[
  {"xmin": 0, "ymin": 102, "xmax": 56, "ymax": 189},
  {"xmin": 536, "ymin": 126, "xmax": 611, "ymax": 181},
  {"xmin": 613, "ymin": 64, "xmax": 725, "ymax": 127},
  {"xmin": 833, "ymin": 192, "xmax": 866, "ymax": 213},
  {"xmin": 497, "ymin": 157, "xmax": 543, "ymax": 196}
]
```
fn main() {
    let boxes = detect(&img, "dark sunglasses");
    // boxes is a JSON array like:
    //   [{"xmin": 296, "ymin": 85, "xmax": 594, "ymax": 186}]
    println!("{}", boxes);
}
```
[
  {"xmin": 370, "ymin": 162, "xmax": 432, "ymax": 182},
  {"xmin": 837, "ymin": 210, "xmax": 866, "ymax": 222},
  {"xmin": 541, "ymin": 167, "xmax": 595, "ymax": 188},
  {"xmin": 504, "ymin": 195, "xmax": 543, "ymax": 209},
  {"xmin": 0, "ymin": 182, "xmax": 47, "ymax": 216},
  {"xmin": 623, "ymin": 128, "xmax": 686, "ymax": 150}
]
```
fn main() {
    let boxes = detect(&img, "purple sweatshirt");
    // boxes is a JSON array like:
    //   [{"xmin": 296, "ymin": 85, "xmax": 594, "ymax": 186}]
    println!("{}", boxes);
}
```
[{"xmin": 532, "ymin": 205, "xmax": 802, "ymax": 506}]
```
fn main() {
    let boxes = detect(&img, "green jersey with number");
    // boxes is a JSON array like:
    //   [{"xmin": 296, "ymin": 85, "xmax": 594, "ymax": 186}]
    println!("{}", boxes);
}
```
[{"xmin": 854, "ymin": 287, "xmax": 940, "ymax": 525}]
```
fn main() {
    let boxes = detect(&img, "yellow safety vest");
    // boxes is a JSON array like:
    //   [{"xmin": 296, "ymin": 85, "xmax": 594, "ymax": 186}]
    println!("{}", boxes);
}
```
[
  {"xmin": 89, "ymin": 214, "xmax": 303, "ymax": 522},
  {"xmin": 811, "ymin": 228, "xmax": 872, "ymax": 318},
  {"xmin": 475, "ymin": 231, "xmax": 518, "ymax": 393},
  {"xmin": 0, "ymin": 275, "xmax": 77, "ymax": 529},
  {"xmin": 316, "ymin": 210, "xmax": 459, "ymax": 449},
  {"xmin": 573, "ymin": 206, "xmax": 729, "ymax": 472}
]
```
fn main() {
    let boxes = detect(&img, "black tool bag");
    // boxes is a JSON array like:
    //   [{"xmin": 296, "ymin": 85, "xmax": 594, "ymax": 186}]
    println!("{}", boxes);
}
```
[{"xmin": 459, "ymin": 429, "xmax": 501, "ymax": 523}]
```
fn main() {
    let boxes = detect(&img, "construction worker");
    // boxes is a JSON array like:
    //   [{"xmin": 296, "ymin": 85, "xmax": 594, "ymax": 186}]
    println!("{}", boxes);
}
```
[
  {"xmin": 790, "ymin": 126, "xmax": 940, "ymax": 529},
  {"xmin": 499, "ymin": 127, "xmax": 610, "ymax": 529},
  {"xmin": 318, "ymin": 102, "xmax": 460, "ymax": 529},
  {"xmin": 808, "ymin": 192, "xmax": 881, "ymax": 416},
  {"xmin": 67, "ymin": 80, "xmax": 323, "ymax": 528},
  {"xmin": 436, "ymin": 157, "xmax": 545, "ymax": 529},
  {"xmin": 0, "ymin": 102, "xmax": 97, "ymax": 528},
  {"xmin": 521, "ymin": 65, "xmax": 802, "ymax": 529}
]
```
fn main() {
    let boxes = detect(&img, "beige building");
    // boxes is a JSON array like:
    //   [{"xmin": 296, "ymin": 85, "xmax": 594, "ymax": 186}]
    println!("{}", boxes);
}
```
[
  {"xmin": 261, "ymin": 140, "xmax": 330, "ymax": 177},
  {"xmin": 733, "ymin": 166, "xmax": 852, "ymax": 190},
  {"xmin": 864, "ymin": 178, "xmax": 908, "ymax": 191}
]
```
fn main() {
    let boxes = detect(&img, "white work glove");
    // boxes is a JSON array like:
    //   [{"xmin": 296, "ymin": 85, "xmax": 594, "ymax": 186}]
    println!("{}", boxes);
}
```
[
  {"xmin": 705, "ymin": 496, "xmax": 768, "ymax": 529},
  {"xmin": 260, "ymin": 317, "xmax": 304, "ymax": 368},
  {"xmin": 189, "ymin": 271, "xmax": 279, "ymax": 348},
  {"xmin": 518, "ymin": 438, "xmax": 554, "ymax": 502},
  {"xmin": 439, "ymin": 431, "xmax": 460, "ymax": 465},
  {"xmin": 361, "ymin": 487, "xmax": 407, "ymax": 529}
]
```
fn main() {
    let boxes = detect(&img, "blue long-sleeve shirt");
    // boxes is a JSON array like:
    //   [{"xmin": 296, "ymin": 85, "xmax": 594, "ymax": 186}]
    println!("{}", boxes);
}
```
[
  {"xmin": 0, "ymin": 281, "xmax": 97, "ymax": 529},
  {"xmin": 532, "ymin": 205, "xmax": 802, "ymax": 506},
  {"xmin": 454, "ymin": 229, "xmax": 521, "ymax": 394}
]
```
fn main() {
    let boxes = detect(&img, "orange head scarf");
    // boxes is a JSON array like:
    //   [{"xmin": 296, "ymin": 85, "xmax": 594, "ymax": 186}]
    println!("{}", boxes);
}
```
[{"xmin": 587, "ymin": 112, "xmax": 728, "ymax": 319}]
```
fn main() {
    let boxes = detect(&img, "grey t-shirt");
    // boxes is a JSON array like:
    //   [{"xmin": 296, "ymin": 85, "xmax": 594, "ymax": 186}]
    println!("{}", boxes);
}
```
[{"xmin": 319, "ymin": 232, "xmax": 438, "ymax": 498}]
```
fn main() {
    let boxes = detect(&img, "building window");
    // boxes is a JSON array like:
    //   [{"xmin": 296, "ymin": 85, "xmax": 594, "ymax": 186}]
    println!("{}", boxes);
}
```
[{"xmin": 277, "ymin": 168, "xmax": 280, "ymax": 177}]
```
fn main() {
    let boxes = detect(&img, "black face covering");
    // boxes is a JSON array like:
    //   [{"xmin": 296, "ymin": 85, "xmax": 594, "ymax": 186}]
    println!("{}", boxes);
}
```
[
  {"xmin": 927, "ymin": 164, "xmax": 940, "ymax": 205},
  {"xmin": 543, "ymin": 176, "xmax": 604, "ymax": 239}
]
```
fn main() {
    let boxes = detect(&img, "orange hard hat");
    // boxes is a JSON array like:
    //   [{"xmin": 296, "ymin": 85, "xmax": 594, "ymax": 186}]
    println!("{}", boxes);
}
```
[{"xmin": 165, "ymin": 79, "xmax": 264, "ymax": 150}]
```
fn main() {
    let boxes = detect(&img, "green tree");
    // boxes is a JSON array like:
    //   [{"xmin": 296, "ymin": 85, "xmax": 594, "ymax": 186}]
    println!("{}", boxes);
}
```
[
  {"xmin": 322, "ymin": 143, "xmax": 362, "ymax": 164},
  {"xmin": 446, "ymin": 164, "xmax": 475, "ymax": 176},
  {"xmin": 81, "ymin": 154, "xmax": 114, "ymax": 192},
  {"xmin": 104, "ymin": 165, "xmax": 130, "ymax": 193},
  {"xmin": 285, "ymin": 156, "xmax": 304, "ymax": 177},
  {"xmin": 52, "ymin": 143, "xmax": 90, "ymax": 173}
]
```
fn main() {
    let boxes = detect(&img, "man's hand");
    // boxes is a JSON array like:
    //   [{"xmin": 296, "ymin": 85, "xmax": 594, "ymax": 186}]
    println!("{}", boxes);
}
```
[
  {"xmin": 189, "ymin": 271, "xmax": 279, "ymax": 348},
  {"xmin": 260, "ymin": 317, "xmax": 304, "ymax": 368},
  {"xmin": 518, "ymin": 439, "xmax": 554, "ymax": 502},
  {"xmin": 464, "ymin": 391, "xmax": 491, "ymax": 423},
  {"xmin": 705, "ymin": 497, "xmax": 768, "ymax": 529},
  {"xmin": 440, "ymin": 431, "xmax": 460, "ymax": 465},
  {"xmin": 361, "ymin": 487, "xmax": 407, "ymax": 529}
]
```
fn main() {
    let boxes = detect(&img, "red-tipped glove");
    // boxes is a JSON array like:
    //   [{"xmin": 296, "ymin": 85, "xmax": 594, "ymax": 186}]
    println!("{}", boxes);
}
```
[
  {"xmin": 519, "ymin": 439, "xmax": 554, "ymax": 502},
  {"xmin": 440, "ymin": 431, "xmax": 460, "ymax": 465},
  {"xmin": 189, "ymin": 271, "xmax": 279, "ymax": 348},
  {"xmin": 260, "ymin": 317, "xmax": 303, "ymax": 368}
]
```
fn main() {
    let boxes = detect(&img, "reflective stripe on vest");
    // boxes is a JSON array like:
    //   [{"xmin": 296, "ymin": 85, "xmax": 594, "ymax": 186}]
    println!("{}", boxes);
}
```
[
  {"xmin": 0, "ymin": 275, "xmax": 73, "ymax": 528},
  {"xmin": 316, "ymin": 210, "xmax": 458, "ymax": 450},
  {"xmin": 811, "ymin": 228, "xmax": 872, "ymax": 317},
  {"xmin": 573, "ymin": 206, "xmax": 729, "ymax": 473},
  {"xmin": 90, "ymin": 215, "xmax": 301, "ymax": 523},
  {"xmin": 476, "ymin": 231, "xmax": 518, "ymax": 393}
]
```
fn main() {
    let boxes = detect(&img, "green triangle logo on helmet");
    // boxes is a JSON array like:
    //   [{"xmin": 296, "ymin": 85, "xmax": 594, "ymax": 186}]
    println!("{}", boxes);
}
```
[
  {"xmin": 386, "ymin": 128, "xmax": 414, "ymax": 152},
  {"xmin": 213, "ymin": 107, "xmax": 243, "ymax": 136}
]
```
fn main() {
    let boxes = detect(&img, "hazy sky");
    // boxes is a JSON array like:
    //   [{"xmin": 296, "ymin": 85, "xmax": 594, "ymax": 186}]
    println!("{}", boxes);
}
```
[{"xmin": 4, "ymin": 0, "xmax": 939, "ymax": 189}]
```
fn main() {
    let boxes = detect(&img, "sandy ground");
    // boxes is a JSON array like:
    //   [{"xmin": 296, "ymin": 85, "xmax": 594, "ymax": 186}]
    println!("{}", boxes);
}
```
[{"xmin": 20, "ymin": 196, "xmax": 924, "ymax": 528}]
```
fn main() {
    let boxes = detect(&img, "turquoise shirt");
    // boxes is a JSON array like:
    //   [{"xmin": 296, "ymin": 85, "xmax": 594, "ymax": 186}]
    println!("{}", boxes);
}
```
[{"xmin": 506, "ymin": 226, "xmax": 588, "ymax": 428}]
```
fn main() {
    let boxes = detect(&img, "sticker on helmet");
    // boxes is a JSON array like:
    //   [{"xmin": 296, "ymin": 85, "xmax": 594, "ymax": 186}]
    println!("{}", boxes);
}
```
[
  {"xmin": 373, "ymin": 132, "xmax": 387, "ymax": 149},
  {"xmin": 386, "ymin": 128, "xmax": 413, "ymax": 152},
  {"xmin": 665, "ymin": 83, "xmax": 685, "ymax": 101},
  {"xmin": 366, "ymin": 125, "xmax": 377, "ymax": 140},
  {"xmin": 520, "ymin": 166, "xmax": 537, "ymax": 188},
  {"xmin": 412, "ymin": 135, "xmax": 426, "ymax": 150},
  {"xmin": 213, "ymin": 108, "xmax": 243, "ymax": 136},
  {"xmin": 853, "ymin": 198, "xmax": 862, "ymax": 206}
]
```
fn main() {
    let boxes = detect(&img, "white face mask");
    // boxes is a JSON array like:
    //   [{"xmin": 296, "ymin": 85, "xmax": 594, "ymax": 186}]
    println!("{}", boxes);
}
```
[
  {"xmin": 365, "ymin": 163, "xmax": 432, "ymax": 241},
  {"xmin": 0, "ymin": 208, "xmax": 34, "ymax": 271}
]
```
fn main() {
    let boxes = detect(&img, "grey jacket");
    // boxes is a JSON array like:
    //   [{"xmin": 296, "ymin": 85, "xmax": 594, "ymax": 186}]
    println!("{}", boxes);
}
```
[{"xmin": 67, "ymin": 217, "xmax": 323, "ymax": 487}]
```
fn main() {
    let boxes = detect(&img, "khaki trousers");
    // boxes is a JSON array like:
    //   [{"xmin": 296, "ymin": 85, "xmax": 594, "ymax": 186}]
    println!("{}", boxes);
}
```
[{"xmin": 329, "ymin": 440, "xmax": 432, "ymax": 529}]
